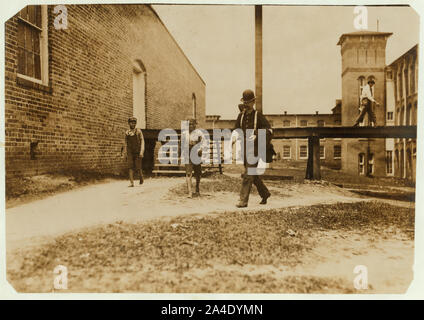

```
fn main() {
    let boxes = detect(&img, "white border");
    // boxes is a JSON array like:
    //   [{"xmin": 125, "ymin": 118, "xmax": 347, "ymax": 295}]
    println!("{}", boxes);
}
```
[{"xmin": 1, "ymin": 0, "xmax": 423, "ymax": 300}]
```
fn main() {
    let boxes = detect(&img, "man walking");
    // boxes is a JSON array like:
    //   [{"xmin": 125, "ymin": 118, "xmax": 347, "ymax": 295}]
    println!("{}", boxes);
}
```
[
  {"xmin": 353, "ymin": 79, "xmax": 380, "ymax": 126},
  {"xmin": 121, "ymin": 117, "xmax": 145, "ymax": 187},
  {"xmin": 235, "ymin": 89, "xmax": 271, "ymax": 208}
]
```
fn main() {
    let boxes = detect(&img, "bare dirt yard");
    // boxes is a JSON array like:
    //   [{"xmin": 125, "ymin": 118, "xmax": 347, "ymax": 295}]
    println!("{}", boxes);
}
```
[{"xmin": 6, "ymin": 169, "xmax": 415, "ymax": 294}]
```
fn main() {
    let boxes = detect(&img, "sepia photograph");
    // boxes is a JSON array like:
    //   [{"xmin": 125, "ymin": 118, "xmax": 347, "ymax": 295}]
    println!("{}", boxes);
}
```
[{"xmin": 1, "ymin": 1, "xmax": 422, "ymax": 296}]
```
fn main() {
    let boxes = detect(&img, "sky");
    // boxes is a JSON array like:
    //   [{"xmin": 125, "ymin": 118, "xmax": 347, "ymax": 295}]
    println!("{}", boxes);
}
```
[{"xmin": 153, "ymin": 5, "xmax": 420, "ymax": 119}]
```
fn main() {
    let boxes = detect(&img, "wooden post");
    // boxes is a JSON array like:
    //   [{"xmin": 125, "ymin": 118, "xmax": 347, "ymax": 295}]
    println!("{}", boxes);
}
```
[
  {"xmin": 305, "ymin": 135, "xmax": 321, "ymax": 180},
  {"xmin": 255, "ymin": 5, "xmax": 263, "ymax": 113}
]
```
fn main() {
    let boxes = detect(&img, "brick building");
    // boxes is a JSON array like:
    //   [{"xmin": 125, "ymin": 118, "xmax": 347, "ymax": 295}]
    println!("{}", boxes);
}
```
[
  {"xmin": 4, "ymin": 4, "xmax": 205, "ymax": 180},
  {"xmin": 338, "ymin": 31, "xmax": 392, "ymax": 177},
  {"xmin": 387, "ymin": 45, "xmax": 418, "ymax": 182}
]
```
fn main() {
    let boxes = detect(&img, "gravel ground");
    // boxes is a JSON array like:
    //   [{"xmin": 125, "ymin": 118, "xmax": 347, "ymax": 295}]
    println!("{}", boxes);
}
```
[{"xmin": 7, "ymin": 201, "xmax": 414, "ymax": 293}]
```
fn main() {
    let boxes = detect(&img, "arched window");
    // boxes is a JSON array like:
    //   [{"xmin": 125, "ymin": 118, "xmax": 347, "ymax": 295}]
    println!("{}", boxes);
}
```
[
  {"xmin": 132, "ymin": 59, "xmax": 146, "ymax": 129},
  {"xmin": 192, "ymin": 93, "xmax": 197, "ymax": 119},
  {"xmin": 358, "ymin": 153, "xmax": 365, "ymax": 175},
  {"xmin": 406, "ymin": 104, "xmax": 412, "ymax": 126},
  {"xmin": 400, "ymin": 106, "xmax": 405, "ymax": 126}
]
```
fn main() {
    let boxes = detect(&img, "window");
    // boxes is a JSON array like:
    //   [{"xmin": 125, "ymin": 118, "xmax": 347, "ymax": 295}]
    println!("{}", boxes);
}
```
[
  {"xmin": 387, "ymin": 112, "xmax": 393, "ymax": 121},
  {"xmin": 17, "ymin": 5, "xmax": 48, "ymax": 85},
  {"xmin": 411, "ymin": 64, "xmax": 416, "ymax": 94},
  {"xmin": 394, "ymin": 75, "xmax": 398, "ymax": 101},
  {"xmin": 192, "ymin": 93, "xmax": 197, "ymax": 119},
  {"xmin": 333, "ymin": 145, "xmax": 341, "ymax": 159},
  {"xmin": 368, "ymin": 153, "xmax": 374, "ymax": 175},
  {"xmin": 404, "ymin": 68, "xmax": 409, "ymax": 96},
  {"xmin": 358, "ymin": 76, "xmax": 365, "ymax": 103},
  {"xmin": 406, "ymin": 104, "xmax": 412, "ymax": 126},
  {"xmin": 300, "ymin": 120, "xmax": 308, "ymax": 127},
  {"xmin": 283, "ymin": 146, "xmax": 291, "ymax": 159},
  {"xmin": 320, "ymin": 146, "xmax": 325, "ymax": 159},
  {"xmin": 283, "ymin": 120, "xmax": 291, "ymax": 127},
  {"xmin": 317, "ymin": 120, "xmax": 325, "ymax": 127},
  {"xmin": 358, "ymin": 153, "xmax": 365, "ymax": 175},
  {"xmin": 386, "ymin": 151, "xmax": 393, "ymax": 174},
  {"xmin": 299, "ymin": 145, "xmax": 308, "ymax": 159},
  {"xmin": 133, "ymin": 60, "xmax": 147, "ymax": 129}
]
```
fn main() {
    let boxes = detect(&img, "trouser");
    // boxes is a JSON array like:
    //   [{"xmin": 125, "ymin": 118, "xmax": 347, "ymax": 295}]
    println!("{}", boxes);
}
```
[
  {"xmin": 354, "ymin": 103, "xmax": 376, "ymax": 126},
  {"xmin": 239, "ymin": 163, "xmax": 270, "ymax": 205}
]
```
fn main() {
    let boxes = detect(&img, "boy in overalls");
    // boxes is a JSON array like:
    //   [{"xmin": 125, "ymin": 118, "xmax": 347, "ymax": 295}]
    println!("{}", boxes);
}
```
[{"xmin": 121, "ymin": 117, "xmax": 145, "ymax": 187}]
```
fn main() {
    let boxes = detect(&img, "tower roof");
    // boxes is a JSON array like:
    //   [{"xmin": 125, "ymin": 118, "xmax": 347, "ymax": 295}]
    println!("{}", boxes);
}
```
[{"xmin": 337, "ymin": 31, "xmax": 393, "ymax": 45}]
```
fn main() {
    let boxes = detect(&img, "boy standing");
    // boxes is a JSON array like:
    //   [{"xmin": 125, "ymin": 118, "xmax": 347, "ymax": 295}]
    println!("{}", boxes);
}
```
[
  {"xmin": 185, "ymin": 118, "xmax": 202, "ymax": 198},
  {"xmin": 121, "ymin": 117, "xmax": 145, "ymax": 187}
]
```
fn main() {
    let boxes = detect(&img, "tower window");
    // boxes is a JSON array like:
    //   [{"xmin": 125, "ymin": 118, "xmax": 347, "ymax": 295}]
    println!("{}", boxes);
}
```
[
  {"xmin": 358, "ymin": 153, "xmax": 365, "ymax": 175},
  {"xmin": 386, "ymin": 151, "xmax": 393, "ymax": 174},
  {"xmin": 368, "ymin": 153, "xmax": 374, "ymax": 175}
]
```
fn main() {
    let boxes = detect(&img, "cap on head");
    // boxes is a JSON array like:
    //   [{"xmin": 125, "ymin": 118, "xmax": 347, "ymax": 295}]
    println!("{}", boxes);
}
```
[
  {"xmin": 128, "ymin": 117, "xmax": 137, "ymax": 123},
  {"xmin": 240, "ymin": 89, "xmax": 256, "ymax": 103},
  {"xmin": 368, "ymin": 79, "xmax": 375, "ymax": 85}
]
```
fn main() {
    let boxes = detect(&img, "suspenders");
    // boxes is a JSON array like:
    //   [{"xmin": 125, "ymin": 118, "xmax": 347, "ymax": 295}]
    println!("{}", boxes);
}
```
[{"xmin": 240, "ymin": 110, "xmax": 258, "ymax": 131}]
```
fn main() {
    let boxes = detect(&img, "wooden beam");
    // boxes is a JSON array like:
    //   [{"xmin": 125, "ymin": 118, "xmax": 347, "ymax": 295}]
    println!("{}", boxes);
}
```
[{"xmin": 143, "ymin": 126, "xmax": 417, "ymax": 140}]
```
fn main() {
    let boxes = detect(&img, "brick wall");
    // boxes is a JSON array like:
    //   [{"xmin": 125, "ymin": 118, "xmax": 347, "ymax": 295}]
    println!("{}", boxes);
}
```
[{"xmin": 5, "ymin": 4, "xmax": 205, "ymax": 179}]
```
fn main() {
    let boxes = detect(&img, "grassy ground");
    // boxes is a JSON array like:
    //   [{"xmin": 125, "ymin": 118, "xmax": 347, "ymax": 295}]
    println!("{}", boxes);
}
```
[{"xmin": 7, "ymin": 201, "xmax": 414, "ymax": 293}]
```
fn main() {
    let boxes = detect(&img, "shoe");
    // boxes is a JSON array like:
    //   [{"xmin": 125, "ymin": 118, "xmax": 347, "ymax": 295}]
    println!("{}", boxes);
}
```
[
  {"xmin": 129, "ymin": 183, "xmax": 134, "ymax": 188},
  {"xmin": 260, "ymin": 194, "xmax": 270, "ymax": 205},
  {"xmin": 236, "ymin": 203, "xmax": 247, "ymax": 208},
  {"xmin": 139, "ymin": 177, "xmax": 144, "ymax": 185}
]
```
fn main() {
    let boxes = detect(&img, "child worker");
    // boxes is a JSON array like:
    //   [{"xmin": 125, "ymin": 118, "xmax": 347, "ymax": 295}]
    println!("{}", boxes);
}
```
[
  {"xmin": 184, "ymin": 118, "xmax": 202, "ymax": 198},
  {"xmin": 121, "ymin": 117, "xmax": 145, "ymax": 187}
]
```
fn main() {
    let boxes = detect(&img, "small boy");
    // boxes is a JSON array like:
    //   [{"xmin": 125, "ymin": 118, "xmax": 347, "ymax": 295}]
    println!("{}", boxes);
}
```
[
  {"xmin": 121, "ymin": 117, "xmax": 145, "ymax": 187},
  {"xmin": 185, "ymin": 118, "xmax": 202, "ymax": 198}
]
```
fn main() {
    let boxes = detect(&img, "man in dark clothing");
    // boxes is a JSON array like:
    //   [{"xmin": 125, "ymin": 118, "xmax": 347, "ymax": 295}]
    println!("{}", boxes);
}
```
[
  {"xmin": 353, "ymin": 97, "xmax": 377, "ymax": 127},
  {"xmin": 235, "ymin": 89, "xmax": 271, "ymax": 208},
  {"xmin": 121, "ymin": 117, "xmax": 145, "ymax": 187}
]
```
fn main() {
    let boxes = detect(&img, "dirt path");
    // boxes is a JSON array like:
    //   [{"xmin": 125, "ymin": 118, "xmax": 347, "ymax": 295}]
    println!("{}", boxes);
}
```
[{"xmin": 6, "ymin": 176, "xmax": 368, "ymax": 251}]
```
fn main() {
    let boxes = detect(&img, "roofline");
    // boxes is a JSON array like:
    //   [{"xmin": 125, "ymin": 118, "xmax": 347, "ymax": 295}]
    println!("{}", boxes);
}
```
[
  {"xmin": 387, "ymin": 44, "xmax": 419, "ymax": 67},
  {"xmin": 208, "ymin": 113, "xmax": 334, "ymax": 121},
  {"xmin": 337, "ymin": 32, "xmax": 393, "ymax": 45},
  {"xmin": 147, "ymin": 5, "xmax": 206, "ymax": 85}
]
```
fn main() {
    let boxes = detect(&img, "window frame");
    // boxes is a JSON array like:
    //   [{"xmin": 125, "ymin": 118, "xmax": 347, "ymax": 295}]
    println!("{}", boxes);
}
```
[
  {"xmin": 319, "ymin": 145, "xmax": 325, "ymax": 159},
  {"xmin": 16, "ymin": 5, "xmax": 48, "ymax": 86},
  {"xmin": 299, "ymin": 145, "xmax": 308, "ymax": 159},
  {"xmin": 282, "ymin": 145, "xmax": 291, "ymax": 159},
  {"xmin": 358, "ymin": 153, "xmax": 365, "ymax": 175},
  {"xmin": 333, "ymin": 145, "xmax": 341, "ymax": 159}
]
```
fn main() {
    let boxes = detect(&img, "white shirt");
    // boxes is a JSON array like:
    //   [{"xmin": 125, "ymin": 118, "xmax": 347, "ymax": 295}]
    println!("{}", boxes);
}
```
[{"xmin": 360, "ymin": 84, "xmax": 376, "ymax": 103}]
